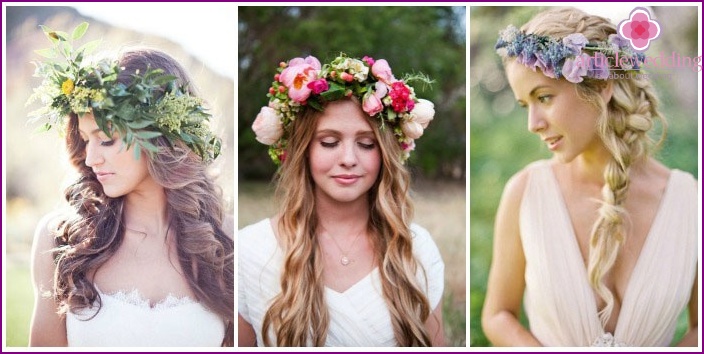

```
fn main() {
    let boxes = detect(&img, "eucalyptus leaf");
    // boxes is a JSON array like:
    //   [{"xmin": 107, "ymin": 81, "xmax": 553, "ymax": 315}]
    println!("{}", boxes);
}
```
[
  {"xmin": 135, "ymin": 130, "xmax": 162, "ymax": 140},
  {"xmin": 34, "ymin": 48, "xmax": 56, "ymax": 59},
  {"xmin": 72, "ymin": 22, "xmax": 89, "ymax": 40}
]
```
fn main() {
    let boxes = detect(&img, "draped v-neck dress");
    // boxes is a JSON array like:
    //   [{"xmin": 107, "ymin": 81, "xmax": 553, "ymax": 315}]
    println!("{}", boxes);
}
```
[
  {"xmin": 238, "ymin": 219, "xmax": 444, "ymax": 346},
  {"xmin": 520, "ymin": 160, "xmax": 697, "ymax": 346}
]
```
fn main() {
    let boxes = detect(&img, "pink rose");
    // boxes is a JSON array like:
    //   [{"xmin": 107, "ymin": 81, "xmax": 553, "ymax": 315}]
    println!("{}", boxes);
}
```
[
  {"xmin": 280, "ymin": 56, "xmax": 322, "ymax": 103},
  {"xmin": 371, "ymin": 59, "xmax": 396, "ymax": 84},
  {"xmin": 410, "ymin": 99, "xmax": 434, "ymax": 128},
  {"xmin": 252, "ymin": 106, "xmax": 283, "ymax": 145},
  {"xmin": 401, "ymin": 120, "xmax": 424, "ymax": 140},
  {"xmin": 362, "ymin": 55, "xmax": 375, "ymax": 67},
  {"xmin": 363, "ymin": 93, "xmax": 384, "ymax": 116},
  {"xmin": 307, "ymin": 79, "xmax": 329, "ymax": 94},
  {"xmin": 340, "ymin": 72, "xmax": 354, "ymax": 82}
]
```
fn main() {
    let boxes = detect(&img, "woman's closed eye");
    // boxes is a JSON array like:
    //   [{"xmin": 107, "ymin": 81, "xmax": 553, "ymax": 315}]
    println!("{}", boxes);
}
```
[
  {"xmin": 320, "ymin": 140, "xmax": 339, "ymax": 148},
  {"xmin": 357, "ymin": 141, "xmax": 376, "ymax": 150},
  {"xmin": 537, "ymin": 94, "xmax": 553, "ymax": 104},
  {"xmin": 100, "ymin": 139, "xmax": 116, "ymax": 147}
]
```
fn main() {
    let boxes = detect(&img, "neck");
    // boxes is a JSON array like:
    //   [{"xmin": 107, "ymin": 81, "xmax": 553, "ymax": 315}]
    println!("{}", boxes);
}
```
[
  {"xmin": 569, "ymin": 143, "xmax": 613, "ymax": 186},
  {"xmin": 123, "ymin": 183, "xmax": 169, "ymax": 239},
  {"xmin": 315, "ymin": 193, "xmax": 370, "ymax": 237}
]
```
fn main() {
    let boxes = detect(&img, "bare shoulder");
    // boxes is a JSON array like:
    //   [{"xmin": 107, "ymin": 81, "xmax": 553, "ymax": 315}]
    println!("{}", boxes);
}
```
[
  {"xmin": 32, "ymin": 211, "xmax": 65, "ymax": 255},
  {"xmin": 499, "ymin": 165, "xmax": 534, "ymax": 208}
]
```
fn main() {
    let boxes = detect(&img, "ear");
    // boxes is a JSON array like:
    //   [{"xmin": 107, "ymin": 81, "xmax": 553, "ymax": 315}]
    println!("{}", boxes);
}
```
[{"xmin": 600, "ymin": 80, "xmax": 613, "ymax": 104}]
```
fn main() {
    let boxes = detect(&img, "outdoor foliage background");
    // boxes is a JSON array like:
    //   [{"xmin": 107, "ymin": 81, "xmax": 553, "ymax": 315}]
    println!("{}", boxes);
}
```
[
  {"xmin": 4, "ymin": 6, "xmax": 234, "ymax": 346},
  {"xmin": 237, "ymin": 6, "xmax": 467, "ymax": 346},
  {"xmin": 469, "ymin": 6, "xmax": 699, "ymax": 346}
]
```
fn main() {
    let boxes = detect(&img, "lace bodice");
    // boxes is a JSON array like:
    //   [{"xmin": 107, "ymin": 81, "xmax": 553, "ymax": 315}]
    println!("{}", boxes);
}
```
[{"xmin": 66, "ymin": 287, "xmax": 226, "ymax": 346}]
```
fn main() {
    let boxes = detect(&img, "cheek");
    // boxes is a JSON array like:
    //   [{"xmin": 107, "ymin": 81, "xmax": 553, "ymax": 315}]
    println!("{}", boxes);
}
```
[{"xmin": 308, "ymin": 145, "xmax": 332, "ymax": 173}]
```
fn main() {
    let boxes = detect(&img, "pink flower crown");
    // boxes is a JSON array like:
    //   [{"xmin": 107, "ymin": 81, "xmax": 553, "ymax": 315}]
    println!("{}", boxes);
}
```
[{"xmin": 252, "ymin": 54, "xmax": 434, "ymax": 165}]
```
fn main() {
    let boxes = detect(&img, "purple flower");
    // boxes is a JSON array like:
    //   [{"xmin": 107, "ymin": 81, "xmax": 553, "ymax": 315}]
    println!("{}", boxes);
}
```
[
  {"xmin": 562, "ymin": 53, "xmax": 590, "ymax": 83},
  {"xmin": 563, "ymin": 33, "xmax": 588, "ymax": 55},
  {"xmin": 587, "ymin": 52, "xmax": 610, "ymax": 80}
]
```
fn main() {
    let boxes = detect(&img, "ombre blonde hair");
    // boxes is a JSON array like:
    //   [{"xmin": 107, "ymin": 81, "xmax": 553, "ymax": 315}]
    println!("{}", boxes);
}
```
[
  {"xmin": 520, "ymin": 7, "xmax": 666, "ymax": 326},
  {"xmin": 261, "ymin": 98, "xmax": 435, "ymax": 346},
  {"xmin": 52, "ymin": 49, "xmax": 234, "ymax": 346}
]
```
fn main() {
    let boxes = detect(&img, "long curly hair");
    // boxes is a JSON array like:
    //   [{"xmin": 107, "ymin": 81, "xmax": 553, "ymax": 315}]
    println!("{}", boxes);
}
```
[
  {"xmin": 51, "ymin": 48, "xmax": 235, "ymax": 346},
  {"xmin": 521, "ymin": 7, "xmax": 666, "ymax": 326},
  {"xmin": 260, "ymin": 98, "xmax": 434, "ymax": 346}
]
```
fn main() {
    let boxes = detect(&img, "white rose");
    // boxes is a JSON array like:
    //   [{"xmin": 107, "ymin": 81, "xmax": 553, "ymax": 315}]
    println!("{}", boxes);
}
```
[
  {"xmin": 401, "ymin": 120, "xmax": 424, "ymax": 140},
  {"xmin": 252, "ymin": 106, "xmax": 283, "ymax": 145},
  {"xmin": 410, "ymin": 98, "xmax": 435, "ymax": 128}
]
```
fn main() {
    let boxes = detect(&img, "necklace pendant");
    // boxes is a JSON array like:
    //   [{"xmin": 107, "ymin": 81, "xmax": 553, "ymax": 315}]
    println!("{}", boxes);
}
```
[{"xmin": 340, "ymin": 255, "xmax": 350, "ymax": 266}]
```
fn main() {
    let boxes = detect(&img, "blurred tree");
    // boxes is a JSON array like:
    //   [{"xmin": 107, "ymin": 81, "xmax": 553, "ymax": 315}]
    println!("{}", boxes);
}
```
[{"xmin": 238, "ymin": 6, "xmax": 466, "ymax": 180}]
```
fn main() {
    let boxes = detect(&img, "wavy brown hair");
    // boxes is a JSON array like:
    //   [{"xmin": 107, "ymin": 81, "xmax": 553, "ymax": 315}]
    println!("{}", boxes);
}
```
[
  {"xmin": 51, "ymin": 48, "xmax": 234, "ymax": 346},
  {"xmin": 260, "ymin": 98, "xmax": 436, "ymax": 346},
  {"xmin": 519, "ymin": 7, "xmax": 666, "ymax": 326}
]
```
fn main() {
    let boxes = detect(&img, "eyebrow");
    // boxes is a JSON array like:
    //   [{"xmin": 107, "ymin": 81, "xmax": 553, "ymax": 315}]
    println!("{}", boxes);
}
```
[
  {"xmin": 78, "ymin": 128, "xmax": 105, "ymax": 136},
  {"xmin": 315, "ymin": 129, "xmax": 374, "ymax": 137},
  {"xmin": 516, "ymin": 85, "xmax": 550, "ymax": 102}
]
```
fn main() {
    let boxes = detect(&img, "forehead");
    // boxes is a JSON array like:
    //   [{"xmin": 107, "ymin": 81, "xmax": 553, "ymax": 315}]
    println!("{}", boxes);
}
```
[
  {"xmin": 316, "ymin": 100, "xmax": 373, "ymax": 132},
  {"xmin": 505, "ymin": 61, "xmax": 558, "ymax": 98}
]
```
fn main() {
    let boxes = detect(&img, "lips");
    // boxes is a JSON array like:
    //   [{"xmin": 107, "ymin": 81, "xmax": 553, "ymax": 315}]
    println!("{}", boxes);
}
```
[
  {"xmin": 332, "ymin": 174, "xmax": 361, "ymax": 185},
  {"xmin": 94, "ymin": 171, "xmax": 114, "ymax": 182},
  {"xmin": 542, "ymin": 136, "xmax": 562, "ymax": 151}
]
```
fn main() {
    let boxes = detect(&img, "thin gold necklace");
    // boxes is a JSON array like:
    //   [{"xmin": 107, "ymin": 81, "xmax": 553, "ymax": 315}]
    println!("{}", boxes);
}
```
[{"xmin": 323, "ymin": 226, "xmax": 365, "ymax": 266}]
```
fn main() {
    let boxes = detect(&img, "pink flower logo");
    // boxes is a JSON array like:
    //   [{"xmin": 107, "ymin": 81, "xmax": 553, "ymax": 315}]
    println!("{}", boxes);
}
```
[{"xmin": 618, "ymin": 7, "xmax": 661, "ymax": 51}]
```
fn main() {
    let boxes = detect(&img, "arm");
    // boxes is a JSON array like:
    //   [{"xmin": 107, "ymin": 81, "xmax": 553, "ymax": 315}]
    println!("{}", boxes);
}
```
[
  {"xmin": 481, "ymin": 171, "xmax": 542, "ymax": 346},
  {"xmin": 675, "ymin": 271, "xmax": 698, "ymax": 347},
  {"xmin": 238, "ymin": 314, "xmax": 257, "ymax": 346},
  {"xmin": 425, "ymin": 303, "xmax": 446, "ymax": 346},
  {"xmin": 29, "ymin": 214, "xmax": 67, "ymax": 346}
]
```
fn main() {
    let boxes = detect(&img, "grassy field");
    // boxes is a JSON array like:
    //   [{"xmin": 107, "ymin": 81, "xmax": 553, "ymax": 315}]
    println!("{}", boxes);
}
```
[
  {"xmin": 238, "ymin": 179, "xmax": 467, "ymax": 346},
  {"xmin": 5, "ymin": 258, "xmax": 33, "ymax": 347}
]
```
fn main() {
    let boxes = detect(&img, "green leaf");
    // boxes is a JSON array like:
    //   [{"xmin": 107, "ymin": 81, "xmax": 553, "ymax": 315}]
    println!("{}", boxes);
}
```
[
  {"xmin": 72, "ymin": 22, "xmax": 89, "ymax": 40},
  {"xmin": 320, "ymin": 82, "xmax": 346, "ymax": 101},
  {"xmin": 33, "ymin": 122, "xmax": 52, "ymax": 133},
  {"xmin": 126, "ymin": 120, "xmax": 154, "ymax": 129},
  {"xmin": 34, "ymin": 48, "xmax": 57, "ymax": 59},
  {"xmin": 39, "ymin": 25, "xmax": 59, "ymax": 43},
  {"xmin": 60, "ymin": 41, "xmax": 71, "ymax": 59},
  {"xmin": 135, "ymin": 130, "xmax": 162, "ymax": 140},
  {"xmin": 76, "ymin": 39, "xmax": 101, "ymax": 56}
]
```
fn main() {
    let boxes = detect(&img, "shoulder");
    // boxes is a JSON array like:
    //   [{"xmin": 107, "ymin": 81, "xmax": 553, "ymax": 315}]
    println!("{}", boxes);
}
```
[
  {"xmin": 238, "ymin": 218, "xmax": 278, "ymax": 258},
  {"xmin": 33, "ymin": 210, "xmax": 68, "ymax": 252},
  {"xmin": 409, "ymin": 223, "xmax": 444, "ymax": 269},
  {"xmin": 238, "ymin": 218, "xmax": 274, "ymax": 240},
  {"xmin": 500, "ymin": 160, "xmax": 548, "ymax": 207}
]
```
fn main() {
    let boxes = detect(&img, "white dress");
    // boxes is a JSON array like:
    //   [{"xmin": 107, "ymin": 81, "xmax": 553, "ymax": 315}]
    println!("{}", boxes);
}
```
[
  {"xmin": 238, "ymin": 219, "xmax": 445, "ymax": 346},
  {"xmin": 520, "ymin": 160, "xmax": 697, "ymax": 346},
  {"xmin": 66, "ymin": 287, "xmax": 226, "ymax": 346}
]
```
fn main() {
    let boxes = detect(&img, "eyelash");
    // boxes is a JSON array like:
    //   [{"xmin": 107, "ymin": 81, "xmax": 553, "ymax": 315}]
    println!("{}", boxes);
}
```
[
  {"xmin": 82, "ymin": 139, "xmax": 115, "ymax": 147},
  {"xmin": 320, "ymin": 141, "xmax": 376, "ymax": 150},
  {"xmin": 538, "ymin": 94, "xmax": 552, "ymax": 104}
]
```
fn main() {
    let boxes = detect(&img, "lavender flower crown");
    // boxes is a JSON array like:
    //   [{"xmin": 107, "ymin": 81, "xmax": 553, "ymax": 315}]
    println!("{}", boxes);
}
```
[
  {"xmin": 495, "ymin": 25, "xmax": 646, "ymax": 83},
  {"xmin": 252, "ymin": 54, "xmax": 435, "ymax": 165}
]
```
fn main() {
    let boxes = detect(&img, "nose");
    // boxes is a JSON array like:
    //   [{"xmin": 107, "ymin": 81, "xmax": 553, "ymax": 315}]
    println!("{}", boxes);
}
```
[
  {"xmin": 528, "ymin": 105, "xmax": 547, "ymax": 133},
  {"xmin": 339, "ymin": 141, "xmax": 358, "ymax": 167},
  {"xmin": 84, "ymin": 141, "xmax": 104, "ymax": 168}
]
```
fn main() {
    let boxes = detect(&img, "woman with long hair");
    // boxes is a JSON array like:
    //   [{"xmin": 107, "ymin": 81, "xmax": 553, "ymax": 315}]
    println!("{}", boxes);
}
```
[
  {"xmin": 239, "ymin": 54, "xmax": 445, "ymax": 346},
  {"xmin": 482, "ymin": 7, "xmax": 697, "ymax": 346},
  {"xmin": 28, "ymin": 23, "xmax": 234, "ymax": 346}
]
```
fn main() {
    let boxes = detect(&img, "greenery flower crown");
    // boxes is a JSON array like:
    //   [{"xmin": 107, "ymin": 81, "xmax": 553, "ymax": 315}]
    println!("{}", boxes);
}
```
[
  {"xmin": 495, "ymin": 25, "xmax": 646, "ymax": 83},
  {"xmin": 252, "ymin": 54, "xmax": 435, "ymax": 165},
  {"xmin": 27, "ymin": 22, "xmax": 221, "ymax": 163}
]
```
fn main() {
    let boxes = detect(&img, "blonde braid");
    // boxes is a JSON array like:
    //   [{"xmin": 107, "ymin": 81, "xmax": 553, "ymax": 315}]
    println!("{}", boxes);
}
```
[{"xmin": 523, "ymin": 7, "xmax": 666, "ymax": 326}]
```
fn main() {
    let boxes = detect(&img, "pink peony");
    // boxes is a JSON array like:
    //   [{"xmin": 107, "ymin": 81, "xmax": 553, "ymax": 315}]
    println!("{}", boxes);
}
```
[
  {"xmin": 279, "ymin": 56, "xmax": 322, "ymax": 103},
  {"xmin": 401, "ymin": 120, "xmax": 424, "ymax": 140},
  {"xmin": 252, "ymin": 106, "xmax": 283, "ymax": 145},
  {"xmin": 410, "ymin": 99, "xmax": 435, "ymax": 128},
  {"xmin": 371, "ymin": 59, "xmax": 396, "ymax": 84}
]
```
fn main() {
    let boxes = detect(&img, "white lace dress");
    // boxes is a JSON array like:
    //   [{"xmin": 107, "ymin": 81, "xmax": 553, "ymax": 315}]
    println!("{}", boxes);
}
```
[
  {"xmin": 520, "ymin": 161, "xmax": 697, "ymax": 346},
  {"xmin": 66, "ymin": 287, "xmax": 226, "ymax": 346},
  {"xmin": 238, "ymin": 219, "xmax": 445, "ymax": 346}
]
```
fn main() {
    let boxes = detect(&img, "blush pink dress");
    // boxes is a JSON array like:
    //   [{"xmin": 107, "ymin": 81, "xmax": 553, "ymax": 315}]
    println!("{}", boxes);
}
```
[{"xmin": 519, "ymin": 160, "xmax": 697, "ymax": 346}]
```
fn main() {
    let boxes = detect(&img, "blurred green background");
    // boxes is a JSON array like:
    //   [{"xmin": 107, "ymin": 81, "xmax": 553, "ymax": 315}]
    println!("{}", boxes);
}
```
[
  {"xmin": 4, "ymin": 6, "xmax": 235, "ymax": 346},
  {"xmin": 237, "ymin": 6, "xmax": 467, "ymax": 346},
  {"xmin": 469, "ymin": 6, "xmax": 699, "ymax": 346}
]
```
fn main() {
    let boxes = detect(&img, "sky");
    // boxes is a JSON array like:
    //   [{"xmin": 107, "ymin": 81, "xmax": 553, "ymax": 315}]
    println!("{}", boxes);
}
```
[{"xmin": 73, "ymin": 3, "xmax": 237, "ymax": 79}]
